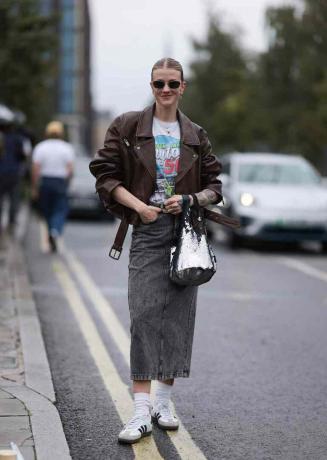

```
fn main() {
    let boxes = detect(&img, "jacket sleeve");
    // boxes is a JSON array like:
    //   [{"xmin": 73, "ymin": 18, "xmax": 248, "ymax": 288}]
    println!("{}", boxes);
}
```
[
  {"xmin": 199, "ymin": 128, "xmax": 223, "ymax": 204},
  {"xmin": 89, "ymin": 116, "xmax": 125, "ymax": 209}
]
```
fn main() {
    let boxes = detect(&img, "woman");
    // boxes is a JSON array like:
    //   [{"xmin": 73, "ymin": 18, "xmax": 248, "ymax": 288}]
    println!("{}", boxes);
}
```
[
  {"xmin": 90, "ymin": 58, "xmax": 222, "ymax": 444},
  {"xmin": 32, "ymin": 121, "xmax": 74, "ymax": 252}
]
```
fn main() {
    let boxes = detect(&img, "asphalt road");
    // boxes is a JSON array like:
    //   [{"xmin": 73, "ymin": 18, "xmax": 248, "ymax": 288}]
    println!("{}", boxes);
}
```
[{"xmin": 25, "ymin": 215, "xmax": 327, "ymax": 460}]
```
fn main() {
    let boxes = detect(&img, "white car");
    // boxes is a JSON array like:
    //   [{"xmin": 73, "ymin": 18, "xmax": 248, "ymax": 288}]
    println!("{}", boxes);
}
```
[{"xmin": 207, "ymin": 153, "xmax": 327, "ymax": 251}]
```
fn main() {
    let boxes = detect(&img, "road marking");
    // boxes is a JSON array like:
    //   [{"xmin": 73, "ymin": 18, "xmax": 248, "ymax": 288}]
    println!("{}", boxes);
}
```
[
  {"xmin": 63, "ymin": 246, "xmax": 207, "ymax": 460},
  {"xmin": 53, "ymin": 259, "xmax": 163, "ymax": 460},
  {"xmin": 39, "ymin": 220, "xmax": 49, "ymax": 253},
  {"xmin": 99, "ymin": 285, "xmax": 276, "ymax": 301},
  {"xmin": 278, "ymin": 257, "xmax": 327, "ymax": 284}
]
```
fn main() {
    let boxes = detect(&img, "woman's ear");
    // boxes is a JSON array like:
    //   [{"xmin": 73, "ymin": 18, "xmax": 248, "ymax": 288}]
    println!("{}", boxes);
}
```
[{"xmin": 180, "ymin": 80, "xmax": 187, "ymax": 96}]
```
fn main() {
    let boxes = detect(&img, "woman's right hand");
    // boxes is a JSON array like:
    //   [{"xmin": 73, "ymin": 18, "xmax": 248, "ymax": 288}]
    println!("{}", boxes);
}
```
[{"xmin": 138, "ymin": 204, "xmax": 162, "ymax": 224}]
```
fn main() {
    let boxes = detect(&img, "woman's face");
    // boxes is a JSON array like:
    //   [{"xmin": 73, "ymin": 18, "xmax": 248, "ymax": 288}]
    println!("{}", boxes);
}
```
[{"xmin": 151, "ymin": 68, "xmax": 186, "ymax": 110}]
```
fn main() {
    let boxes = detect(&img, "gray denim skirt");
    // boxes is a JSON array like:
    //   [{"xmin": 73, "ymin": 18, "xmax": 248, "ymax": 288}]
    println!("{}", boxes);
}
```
[{"xmin": 128, "ymin": 213, "xmax": 198, "ymax": 381}]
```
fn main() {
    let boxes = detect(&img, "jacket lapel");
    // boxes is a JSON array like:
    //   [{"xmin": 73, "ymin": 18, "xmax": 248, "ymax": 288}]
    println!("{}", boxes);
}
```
[
  {"xmin": 133, "ymin": 105, "xmax": 156, "ymax": 179},
  {"xmin": 176, "ymin": 110, "xmax": 200, "ymax": 184},
  {"xmin": 175, "ymin": 144, "xmax": 198, "ymax": 184},
  {"xmin": 134, "ymin": 138, "xmax": 156, "ymax": 180}
]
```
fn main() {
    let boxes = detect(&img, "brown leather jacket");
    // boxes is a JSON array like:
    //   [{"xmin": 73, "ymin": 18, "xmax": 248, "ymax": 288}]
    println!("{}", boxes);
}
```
[{"xmin": 89, "ymin": 104, "xmax": 222, "ymax": 225}]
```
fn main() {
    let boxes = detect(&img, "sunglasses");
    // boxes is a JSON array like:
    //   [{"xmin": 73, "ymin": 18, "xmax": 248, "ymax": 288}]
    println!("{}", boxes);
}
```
[{"xmin": 152, "ymin": 80, "xmax": 181, "ymax": 90}]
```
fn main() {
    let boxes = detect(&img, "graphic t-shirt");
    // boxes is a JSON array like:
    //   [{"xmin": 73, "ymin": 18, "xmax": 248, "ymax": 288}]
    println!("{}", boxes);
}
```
[{"xmin": 149, "ymin": 117, "xmax": 181, "ymax": 205}]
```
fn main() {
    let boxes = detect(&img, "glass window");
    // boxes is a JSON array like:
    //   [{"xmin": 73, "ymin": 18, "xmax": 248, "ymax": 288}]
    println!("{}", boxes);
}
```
[
  {"xmin": 61, "ymin": 8, "xmax": 74, "ymax": 30},
  {"xmin": 238, "ymin": 162, "xmax": 320, "ymax": 185},
  {"xmin": 61, "ymin": 30, "xmax": 74, "ymax": 50},
  {"xmin": 60, "ymin": 52, "xmax": 74, "ymax": 72},
  {"xmin": 59, "ymin": 74, "xmax": 73, "ymax": 113},
  {"xmin": 61, "ymin": 0, "xmax": 74, "ymax": 8},
  {"xmin": 221, "ymin": 160, "xmax": 230, "ymax": 175}
]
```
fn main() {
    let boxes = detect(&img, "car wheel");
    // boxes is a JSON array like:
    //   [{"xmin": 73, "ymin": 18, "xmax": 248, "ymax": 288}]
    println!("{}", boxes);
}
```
[
  {"xmin": 321, "ymin": 242, "xmax": 327, "ymax": 253},
  {"xmin": 227, "ymin": 231, "xmax": 243, "ymax": 249}
]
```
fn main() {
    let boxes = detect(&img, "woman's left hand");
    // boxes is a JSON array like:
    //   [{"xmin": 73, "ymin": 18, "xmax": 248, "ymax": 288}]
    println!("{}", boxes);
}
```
[{"xmin": 164, "ymin": 195, "xmax": 183, "ymax": 214}]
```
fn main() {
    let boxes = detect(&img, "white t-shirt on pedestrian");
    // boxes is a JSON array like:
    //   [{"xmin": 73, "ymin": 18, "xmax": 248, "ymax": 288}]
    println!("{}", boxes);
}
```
[{"xmin": 33, "ymin": 139, "xmax": 75, "ymax": 178}]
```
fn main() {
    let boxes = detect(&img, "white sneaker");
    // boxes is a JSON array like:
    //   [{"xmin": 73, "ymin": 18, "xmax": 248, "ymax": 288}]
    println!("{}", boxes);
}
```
[
  {"xmin": 151, "ymin": 402, "xmax": 179, "ymax": 430},
  {"xmin": 118, "ymin": 414, "xmax": 152, "ymax": 444}
]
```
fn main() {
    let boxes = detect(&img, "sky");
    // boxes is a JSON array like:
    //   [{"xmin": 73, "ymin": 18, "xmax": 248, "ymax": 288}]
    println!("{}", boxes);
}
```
[{"xmin": 89, "ymin": 0, "xmax": 298, "ymax": 115}]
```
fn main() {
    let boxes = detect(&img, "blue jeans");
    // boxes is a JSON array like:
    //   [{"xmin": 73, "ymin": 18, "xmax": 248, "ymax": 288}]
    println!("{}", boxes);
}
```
[
  {"xmin": 0, "ymin": 175, "xmax": 21, "ymax": 226},
  {"xmin": 39, "ymin": 177, "xmax": 68, "ymax": 236}
]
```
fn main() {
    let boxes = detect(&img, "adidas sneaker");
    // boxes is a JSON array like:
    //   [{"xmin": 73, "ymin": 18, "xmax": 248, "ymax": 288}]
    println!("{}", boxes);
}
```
[{"xmin": 118, "ymin": 414, "xmax": 152, "ymax": 444}]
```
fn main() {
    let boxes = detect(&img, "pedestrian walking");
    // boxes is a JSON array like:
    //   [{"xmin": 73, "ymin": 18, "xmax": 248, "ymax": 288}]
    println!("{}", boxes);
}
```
[
  {"xmin": 32, "ymin": 121, "xmax": 75, "ymax": 252},
  {"xmin": 0, "ymin": 119, "xmax": 26, "ymax": 237},
  {"xmin": 90, "ymin": 58, "xmax": 223, "ymax": 444}
]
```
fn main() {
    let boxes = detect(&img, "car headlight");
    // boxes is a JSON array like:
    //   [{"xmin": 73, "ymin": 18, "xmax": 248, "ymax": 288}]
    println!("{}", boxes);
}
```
[{"xmin": 240, "ymin": 192, "xmax": 255, "ymax": 207}]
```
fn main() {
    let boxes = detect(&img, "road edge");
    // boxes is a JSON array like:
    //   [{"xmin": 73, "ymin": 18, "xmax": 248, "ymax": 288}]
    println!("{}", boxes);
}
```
[{"xmin": 9, "ymin": 237, "xmax": 56, "ymax": 402}]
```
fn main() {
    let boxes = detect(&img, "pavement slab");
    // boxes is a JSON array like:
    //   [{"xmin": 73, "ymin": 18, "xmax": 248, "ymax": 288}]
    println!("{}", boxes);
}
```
[
  {"xmin": 0, "ymin": 416, "xmax": 31, "ymax": 445},
  {"xmin": 0, "ymin": 398, "xmax": 27, "ymax": 416},
  {"xmin": 0, "ymin": 389, "xmax": 14, "ymax": 399}
]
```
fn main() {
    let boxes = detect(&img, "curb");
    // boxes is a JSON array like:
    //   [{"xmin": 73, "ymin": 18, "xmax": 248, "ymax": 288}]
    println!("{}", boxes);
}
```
[
  {"xmin": 9, "ymin": 240, "xmax": 55, "ymax": 402},
  {"xmin": 0, "ymin": 378, "xmax": 71, "ymax": 460},
  {"xmin": 1, "ymin": 205, "xmax": 72, "ymax": 459}
]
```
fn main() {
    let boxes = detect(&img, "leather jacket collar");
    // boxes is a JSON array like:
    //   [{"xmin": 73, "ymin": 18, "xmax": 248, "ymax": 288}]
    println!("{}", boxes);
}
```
[{"xmin": 136, "ymin": 104, "xmax": 200, "ymax": 146}]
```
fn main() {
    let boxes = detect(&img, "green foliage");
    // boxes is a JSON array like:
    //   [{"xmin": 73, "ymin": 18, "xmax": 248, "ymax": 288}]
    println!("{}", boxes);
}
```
[
  {"xmin": 182, "ymin": 17, "xmax": 250, "ymax": 152},
  {"xmin": 0, "ymin": 0, "xmax": 58, "ymax": 138},
  {"xmin": 182, "ymin": 1, "xmax": 327, "ymax": 172}
]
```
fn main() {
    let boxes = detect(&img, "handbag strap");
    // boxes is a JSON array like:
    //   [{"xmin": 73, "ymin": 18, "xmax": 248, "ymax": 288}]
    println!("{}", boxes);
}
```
[
  {"xmin": 191, "ymin": 193, "xmax": 202, "ymax": 220},
  {"xmin": 191, "ymin": 193, "xmax": 240, "ymax": 229},
  {"xmin": 191, "ymin": 193, "xmax": 199, "ymax": 209},
  {"xmin": 181, "ymin": 194, "xmax": 191, "ymax": 213}
]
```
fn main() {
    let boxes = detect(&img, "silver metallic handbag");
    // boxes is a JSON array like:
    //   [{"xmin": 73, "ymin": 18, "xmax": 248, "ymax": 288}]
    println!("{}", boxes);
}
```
[{"xmin": 170, "ymin": 194, "xmax": 217, "ymax": 286}]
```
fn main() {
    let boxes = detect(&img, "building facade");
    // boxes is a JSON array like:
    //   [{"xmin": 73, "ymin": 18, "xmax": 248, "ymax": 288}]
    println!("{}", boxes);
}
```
[{"xmin": 41, "ymin": 0, "xmax": 92, "ymax": 151}]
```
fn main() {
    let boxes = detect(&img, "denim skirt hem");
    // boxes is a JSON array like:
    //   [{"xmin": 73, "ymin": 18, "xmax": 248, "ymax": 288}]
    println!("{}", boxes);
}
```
[
  {"xmin": 130, "ymin": 370, "xmax": 190, "ymax": 381},
  {"xmin": 128, "ymin": 213, "xmax": 198, "ymax": 381}
]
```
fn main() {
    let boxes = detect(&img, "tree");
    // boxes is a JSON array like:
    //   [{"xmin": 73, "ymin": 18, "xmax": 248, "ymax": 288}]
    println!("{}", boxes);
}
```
[
  {"xmin": 184, "ymin": 1, "xmax": 327, "ymax": 172},
  {"xmin": 258, "ymin": 1, "xmax": 327, "ymax": 168},
  {"xmin": 181, "ymin": 17, "xmax": 251, "ymax": 153},
  {"xmin": 0, "ymin": 0, "xmax": 58, "ymax": 138},
  {"xmin": 257, "ymin": 6, "xmax": 303, "ymax": 152}
]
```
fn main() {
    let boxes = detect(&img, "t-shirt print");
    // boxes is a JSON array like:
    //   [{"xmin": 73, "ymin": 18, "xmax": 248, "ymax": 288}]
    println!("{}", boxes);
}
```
[{"xmin": 150, "ymin": 133, "xmax": 180, "ymax": 204}]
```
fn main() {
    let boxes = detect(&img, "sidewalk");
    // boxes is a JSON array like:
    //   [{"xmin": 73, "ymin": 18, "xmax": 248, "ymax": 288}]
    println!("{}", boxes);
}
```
[{"xmin": 0, "ymin": 214, "xmax": 71, "ymax": 460}]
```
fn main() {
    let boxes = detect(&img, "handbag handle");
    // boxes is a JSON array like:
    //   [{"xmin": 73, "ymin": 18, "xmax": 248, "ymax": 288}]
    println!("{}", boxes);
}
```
[
  {"xmin": 191, "ymin": 193, "xmax": 199, "ymax": 209},
  {"xmin": 191, "ymin": 193, "xmax": 202, "ymax": 220},
  {"xmin": 181, "ymin": 194, "xmax": 191, "ymax": 212}
]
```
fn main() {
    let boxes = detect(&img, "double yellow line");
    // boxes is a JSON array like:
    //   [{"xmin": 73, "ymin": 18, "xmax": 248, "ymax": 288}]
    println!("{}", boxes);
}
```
[{"xmin": 40, "ymin": 222, "xmax": 206, "ymax": 459}]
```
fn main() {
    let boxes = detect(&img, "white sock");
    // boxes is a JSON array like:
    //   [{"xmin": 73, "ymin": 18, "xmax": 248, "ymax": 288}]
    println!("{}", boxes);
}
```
[
  {"xmin": 155, "ymin": 381, "xmax": 173, "ymax": 406},
  {"xmin": 134, "ymin": 392, "xmax": 151, "ymax": 418}
]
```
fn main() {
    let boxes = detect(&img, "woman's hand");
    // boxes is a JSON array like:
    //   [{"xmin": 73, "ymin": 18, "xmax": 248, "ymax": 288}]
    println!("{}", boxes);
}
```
[
  {"xmin": 138, "ymin": 204, "xmax": 162, "ymax": 224},
  {"xmin": 164, "ymin": 195, "xmax": 183, "ymax": 215}
]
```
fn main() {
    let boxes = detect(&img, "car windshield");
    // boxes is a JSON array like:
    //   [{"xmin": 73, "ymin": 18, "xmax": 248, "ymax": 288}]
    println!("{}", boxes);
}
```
[{"xmin": 238, "ymin": 162, "xmax": 320, "ymax": 185}]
